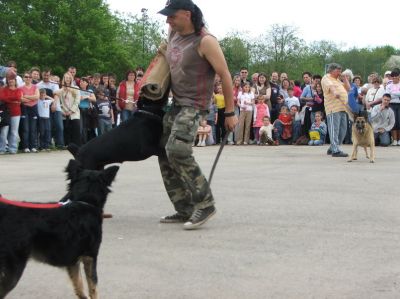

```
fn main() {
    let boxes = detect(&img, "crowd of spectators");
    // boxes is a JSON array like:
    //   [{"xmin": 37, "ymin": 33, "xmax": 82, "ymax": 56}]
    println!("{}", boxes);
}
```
[
  {"xmin": 0, "ymin": 60, "xmax": 399, "ymax": 156},
  {"xmin": 198, "ymin": 65, "xmax": 400, "ymax": 157}
]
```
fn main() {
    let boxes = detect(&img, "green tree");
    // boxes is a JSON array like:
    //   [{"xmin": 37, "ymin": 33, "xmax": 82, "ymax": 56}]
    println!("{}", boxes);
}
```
[{"xmin": 219, "ymin": 31, "xmax": 250, "ymax": 74}]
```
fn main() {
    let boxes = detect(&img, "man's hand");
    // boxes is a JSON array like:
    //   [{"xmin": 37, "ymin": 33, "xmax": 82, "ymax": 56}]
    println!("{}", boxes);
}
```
[
  {"xmin": 224, "ymin": 115, "xmax": 238, "ymax": 132},
  {"xmin": 378, "ymin": 128, "xmax": 385, "ymax": 133}
]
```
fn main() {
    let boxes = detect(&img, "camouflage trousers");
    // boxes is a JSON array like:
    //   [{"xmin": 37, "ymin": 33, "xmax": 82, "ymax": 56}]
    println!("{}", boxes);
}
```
[{"xmin": 158, "ymin": 105, "xmax": 215, "ymax": 216}]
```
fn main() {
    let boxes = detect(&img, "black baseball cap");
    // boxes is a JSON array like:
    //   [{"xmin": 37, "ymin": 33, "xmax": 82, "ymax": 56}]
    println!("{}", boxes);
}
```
[{"xmin": 158, "ymin": 0, "xmax": 195, "ymax": 16}]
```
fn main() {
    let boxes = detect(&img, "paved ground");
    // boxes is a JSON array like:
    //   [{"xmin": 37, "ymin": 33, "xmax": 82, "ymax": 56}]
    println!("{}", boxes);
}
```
[{"xmin": 1, "ymin": 144, "xmax": 400, "ymax": 299}]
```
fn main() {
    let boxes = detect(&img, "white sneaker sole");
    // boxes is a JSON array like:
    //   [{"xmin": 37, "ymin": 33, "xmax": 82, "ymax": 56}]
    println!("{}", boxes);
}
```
[{"xmin": 183, "ymin": 209, "xmax": 216, "ymax": 230}]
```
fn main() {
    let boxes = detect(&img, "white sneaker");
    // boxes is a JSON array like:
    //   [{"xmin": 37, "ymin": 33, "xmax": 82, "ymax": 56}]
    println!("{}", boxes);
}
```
[
  {"xmin": 196, "ymin": 141, "xmax": 202, "ymax": 147},
  {"xmin": 31, "ymin": 148, "xmax": 38, "ymax": 153},
  {"xmin": 23, "ymin": 148, "xmax": 30, "ymax": 153},
  {"xmin": 397, "ymin": 140, "xmax": 400, "ymax": 146},
  {"xmin": 201, "ymin": 141, "xmax": 206, "ymax": 147},
  {"xmin": 392, "ymin": 140, "xmax": 398, "ymax": 146}
]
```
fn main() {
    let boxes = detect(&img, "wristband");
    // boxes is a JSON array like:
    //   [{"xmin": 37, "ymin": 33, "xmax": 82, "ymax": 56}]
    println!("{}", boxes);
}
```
[{"xmin": 224, "ymin": 111, "xmax": 235, "ymax": 117}]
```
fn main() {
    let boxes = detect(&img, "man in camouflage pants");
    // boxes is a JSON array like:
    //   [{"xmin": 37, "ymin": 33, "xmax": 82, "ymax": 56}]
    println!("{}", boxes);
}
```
[{"xmin": 158, "ymin": 0, "xmax": 237, "ymax": 230}]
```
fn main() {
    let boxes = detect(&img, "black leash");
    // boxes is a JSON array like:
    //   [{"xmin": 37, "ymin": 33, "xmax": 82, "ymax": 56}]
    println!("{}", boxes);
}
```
[{"xmin": 208, "ymin": 132, "xmax": 230, "ymax": 185}]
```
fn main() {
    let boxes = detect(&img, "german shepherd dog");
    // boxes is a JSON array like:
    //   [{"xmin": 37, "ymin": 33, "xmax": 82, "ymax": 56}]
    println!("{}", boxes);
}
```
[
  {"xmin": 348, "ymin": 112, "xmax": 375, "ymax": 163},
  {"xmin": 0, "ymin": 160, "xmax": 119, "ymax": 299},
  {"xmin": 68, "ymin": 97, "xmax": 166, "ymax": 170}
]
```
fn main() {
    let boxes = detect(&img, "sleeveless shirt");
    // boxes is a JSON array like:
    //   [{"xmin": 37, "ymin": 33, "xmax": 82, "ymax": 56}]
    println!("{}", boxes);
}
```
[{"xmin": 166, "ymin": 30, "xmax": 216, "ymax": 110}]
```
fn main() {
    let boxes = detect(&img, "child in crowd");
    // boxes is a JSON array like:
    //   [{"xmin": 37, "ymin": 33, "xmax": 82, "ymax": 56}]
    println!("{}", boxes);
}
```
[
  {"xmin": 96, "ymin": 87, "xmax": 114, "ymax": 136},
  {"xmin": 196, "ymin": 119, "xmax": 212, "ymax": 147},
  {"xmin": 285, "ymin": 87, "xmax": 300, "ymax": 110},
  {"xmin": 253, "ymin": 97, "xmax": 270, "ymax": 144},
  {"xmin": 37, "ymin": 88, "xmax": 54, "ymax": 151},
  {"xmin": 273, "ymin": 105, "xmax": 292, "ymax": 144},
  {"xmin": 206, "ymin": 97, "xmax": 217, "ymax": 145},
  {"xmin": 289, "ymin": 105, "xmax": 302, "ymax": 143},
  {"xmin": 236, "ymin": 82, "xmax": 255, "ymax": 145},
  {"xmin": 259, "ymin": 116, "xmax": 274, "ymax": 145},
  {"xmin": 214, "ymin": 83, "xmax": 225, "ymax": 144},
  {"xmin": 308, "ymin": 111, "xmax": 327, "ymax": 145}
]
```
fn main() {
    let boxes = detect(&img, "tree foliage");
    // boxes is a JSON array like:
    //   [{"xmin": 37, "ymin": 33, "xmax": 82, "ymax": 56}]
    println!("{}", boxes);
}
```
[{"xmin": 0, "ymin": 0, "xmax": 164, "ymax": 80}]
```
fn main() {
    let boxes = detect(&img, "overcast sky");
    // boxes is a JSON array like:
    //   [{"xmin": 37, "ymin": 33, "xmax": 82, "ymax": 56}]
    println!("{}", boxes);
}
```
[{"xmin": 107, "ymin": 0, "xmax": 399, "ymax": 49}]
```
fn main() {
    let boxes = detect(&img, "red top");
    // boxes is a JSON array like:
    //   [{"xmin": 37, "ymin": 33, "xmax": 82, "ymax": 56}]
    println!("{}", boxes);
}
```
[
  {"xmin": 0, "ymin": 87, "xmax": 23, "ymax": 116},
  {"xmin": 0, "ymin": 195, "xmax": 63, "ymax": 209},
  {"xmin": 117, "ymin": 81, "xmax": 140, "ymax": 110},
  {"xmin": 20, "ymin": 84, "xmax": 38, "ymax": 107}
]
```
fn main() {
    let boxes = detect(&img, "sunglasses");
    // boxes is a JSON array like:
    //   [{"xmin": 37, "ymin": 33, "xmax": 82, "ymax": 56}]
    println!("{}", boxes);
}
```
[{"xmin": 24, "ymin": 76, "xmax": 32, "ymax": 79}]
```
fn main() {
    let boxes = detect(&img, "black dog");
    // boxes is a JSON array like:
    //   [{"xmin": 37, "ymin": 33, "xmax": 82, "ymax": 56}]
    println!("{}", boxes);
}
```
[
  {"xmin": 68, "ymin": 97, "xmax": 166, "ymax": 170},
  {"xmin": 0, "ymin": 160, "xmax": 119, "ymax": 299}
]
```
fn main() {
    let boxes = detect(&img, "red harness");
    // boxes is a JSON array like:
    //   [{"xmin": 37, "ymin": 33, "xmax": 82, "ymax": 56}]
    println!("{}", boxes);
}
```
[{"xmin": 0, "ymin": 195, "xmax": 63, "ymax": 209}]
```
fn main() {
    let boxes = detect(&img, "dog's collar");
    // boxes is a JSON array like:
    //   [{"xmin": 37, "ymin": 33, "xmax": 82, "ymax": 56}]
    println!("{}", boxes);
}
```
[
  {"xmin": 136, "ymin": 109, "xmax": 162, "ymax": 122},
  {"xmin": 60, "ymin": 199, "xmax": 96, "ymax": 209}
]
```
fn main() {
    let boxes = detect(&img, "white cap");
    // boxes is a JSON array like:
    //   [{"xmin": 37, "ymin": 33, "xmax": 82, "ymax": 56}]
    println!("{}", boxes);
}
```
[{"xmin": 384, "ymin": 70, "xmax": 391, "ymax": 76}]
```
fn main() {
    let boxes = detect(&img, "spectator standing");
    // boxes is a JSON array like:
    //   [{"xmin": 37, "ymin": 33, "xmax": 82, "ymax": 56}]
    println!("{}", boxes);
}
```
[
  {"xmin": 301, "ymin": 71, "xmax": 312, "ymax": 90},
  {"xmin": 385, "ymin": 70, "xmax": 400, "ymax": 145},
  {"xmin": 79, "ymin": 78, "xmax": 97, "ymax": 143},
  {"xmin": 236, "ymin": 82, "xmax": 255, "ymax": 145},
  {"xmin": 214, "ymin": 83, "xmax": 226, "ymax": 144},
  {"xmin": 321, "ymin": 63, "xmax": 351, "ymax": 157},
  {"xmin": 239, "ymin": 67, "xmax": 251, "ymax": 87},
  {"xmin": 370, "ymin": 93, "xmax": 395, "ymax": 146},
  {"xmin": 0, "ymin": 76, "xmax": 22, "ymax": 154},
  {"xmin": 269, "ymin": 71, "xmax": 281, "ymax": 122},
  {"xmin": 59, "ymin": 73, "xmax": 81, "ymax": 146},
  {"xmin": 37, "ymin": 88, "xmax": 54, "ymax": 151},
  {"xmin": 2, "ymin": 61, "xmax": 23, "ymax": 86},
  {"xmin": 117, "ymin": 70, "xmax": 138, "ymax": 122},
  {"xmin": 96, "ymin": 87, "xmax": 114, "ymax": 136},
  {"xmin": 252, "ymin": 73, "xmax": 271, "ymax": 112},
  {"xmin": 252, "ymin": 97, "xmax": 270, "ymax": 144},
  {"xmin": 227, "ymin": 75, "xmax": 241, "ymax": 145},
  {"xmin": 108, "ymin": 74, "xmax": 119, "ymax": 127},
  {"xmin": 37, "ymin": 69, "xmax": 63, "ymax": 149},
  {"xmin": 206, "ymin": 97, "xmax": 217, "ymax": 145},
  {"xmin": 285, "ymin": 87, "xmax": 300, "ymax": 109},
  {"xmin": 20, "ymin": 71, "xmax": 40, "ymax": 153},
  {"xmin": 364, "ymin": 77, "xmax": 385, "ymax": 113},
  {"xmin": 279, "ymin": 79, "xmax": 290, "ymax": 99}
]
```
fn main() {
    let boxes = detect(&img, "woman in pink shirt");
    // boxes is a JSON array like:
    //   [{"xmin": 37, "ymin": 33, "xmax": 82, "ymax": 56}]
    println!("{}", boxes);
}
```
[{"xmin": 20, "ymin": 71, "xmax": 39, "ymax": 153}]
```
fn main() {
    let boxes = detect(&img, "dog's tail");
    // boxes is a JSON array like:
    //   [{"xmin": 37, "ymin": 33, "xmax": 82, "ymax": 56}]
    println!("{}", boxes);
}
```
[{"xmin": 67, "ymin": 143, "xmax": 80, "ymax": 158}]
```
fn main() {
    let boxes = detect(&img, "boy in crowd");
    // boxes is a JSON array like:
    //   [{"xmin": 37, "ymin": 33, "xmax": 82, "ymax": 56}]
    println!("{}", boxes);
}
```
[{"xmin": 37, "ymin": 88, "xmax": 54, "ymax": 151}]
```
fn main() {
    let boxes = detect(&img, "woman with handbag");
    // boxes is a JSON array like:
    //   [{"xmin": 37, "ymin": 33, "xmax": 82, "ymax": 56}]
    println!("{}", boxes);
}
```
[
  {"xmin": 116, "ymin": 70, "xmax": 139, "ymax": 122},
  {"xmin": 0, "ymin": 76, "xmax": 23, "ymax": 154}
]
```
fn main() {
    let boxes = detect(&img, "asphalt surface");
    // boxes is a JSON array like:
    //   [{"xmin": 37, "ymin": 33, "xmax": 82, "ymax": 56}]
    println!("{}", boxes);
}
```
[{"xmin": 1, "ymin": 144, "xmax": 400, "ymax": 299}]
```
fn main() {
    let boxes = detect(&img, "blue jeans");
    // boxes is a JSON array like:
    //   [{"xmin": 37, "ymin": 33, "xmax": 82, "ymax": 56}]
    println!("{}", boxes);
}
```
[
  {"xmin": 39, "ymin": 117, "xmax": 51, "ymax": 149},
  {"xmin": 21, "ymin": 105, "xmax": 38, "ymax": 149},
  {"xmin": 308, "ymin": 139, "xmax": 324, "ymax": 146},
  {"xmin": 326, "ymin": 111, "xmax": 347, "ymax": 154},
  {"xmin": 121, "ymin": 109, "xmax": 134, "ymax": 122},
  {"xmin": 0, "ymin": 116, "xmax": 20, "ymax": 153},
  {"xmin": 97, "ymin": 118, "xmax": 112, "ymax": 136},
  {"xmin": 374, "ymin": 131, "xmax": 391, "ymax": 146},
  {"xmin": 50, "ymin": 111, "xmax": 64, "ymax": 147}
]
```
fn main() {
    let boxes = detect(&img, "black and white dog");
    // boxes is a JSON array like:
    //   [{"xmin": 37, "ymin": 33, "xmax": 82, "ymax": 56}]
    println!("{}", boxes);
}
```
[{"xmin": 0, "ymin": 160, "xmax": 119, "ymax": 299}]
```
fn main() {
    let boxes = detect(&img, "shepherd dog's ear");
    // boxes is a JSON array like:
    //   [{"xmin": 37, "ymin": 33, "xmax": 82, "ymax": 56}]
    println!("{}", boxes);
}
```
[
  {"xmin": 65, "ymin": 159, "xmax": 82, "ymax": 179},
  {"xmin": 359, "ymin": 110, "xmax": 369, "ymax": 121},
  {"xmin": 102, "ymin": 165, "xmax": 119, "ymax": 186}
]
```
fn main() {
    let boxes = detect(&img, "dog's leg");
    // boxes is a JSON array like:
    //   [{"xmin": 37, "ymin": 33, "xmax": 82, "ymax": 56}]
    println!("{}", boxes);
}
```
[
  {"xmin": 82, "ymin": 256, "xmax": 98, "ymax": 299},
  {"xmin": 67, "ymin": 263, "xmax": 88, "ymax": 299},
  {"xmin": 0, "ymin": 258, "xmax": 27, "ymax": 299},
  {"xmin": 369, "ymin": 145, "xmax": 375, "ymax": 163},
  {"xmin": 348, "ymin": 143, "xmax": 358, "ymax": 162},
  {"xmin": 364, "ymin": 146, "xmax": 370, "ymax": 159}
]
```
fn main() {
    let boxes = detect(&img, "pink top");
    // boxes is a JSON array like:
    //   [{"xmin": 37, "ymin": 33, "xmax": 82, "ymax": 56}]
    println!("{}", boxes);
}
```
[
  {"xmin": 20, "ymin": 84, "xmax": 38, "ymax": 107},
  {"xmin": 253, "ymin": 103, "xmax": 270, "ymax": 127}
]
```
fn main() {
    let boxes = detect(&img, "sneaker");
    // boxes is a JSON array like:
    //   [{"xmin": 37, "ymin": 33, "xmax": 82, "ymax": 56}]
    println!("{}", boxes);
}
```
[
  {"xmin": 23, "ymin": 148, "xmax": 30, "ymax": 153},
  {"xmin": 183, "ymin": 206, "xmax": 216, "ymax": 230},
  {"xmin": 392, "ymin": 140, "xmax": 397, "ymax": 146},
  {"xmin": 243, "ymin": 142, "xmax": 248, "ymax": 145},
  {"xmin": 327, "ymin": 149, "xmax": 332, "ymax": 155},
  {"xmin": 228, "ymin": 141, "xmax": 234, "ymax": 145},
  {"xmin": 201, "ymin": 141, "xmax": 206, "ymax": 147},
  {"xmin": 397, "ymin": 140, "xmax": 400, "ymax": 146},
  {"xmin": 160, "ymin": 212, "xmax": 190, "ymax": 223},
  {"xmin": 31, "ymin": 148, "xmax": 38, "ymax": 153},
  {"xmin": 332, "ymin": 151, "xmax": 348, "ymax": 157}
]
